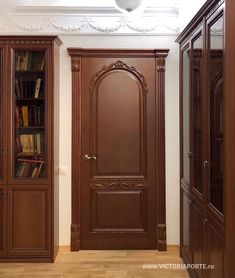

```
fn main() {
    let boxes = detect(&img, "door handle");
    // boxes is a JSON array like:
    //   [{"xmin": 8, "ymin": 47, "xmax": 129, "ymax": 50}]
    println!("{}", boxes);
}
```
[{"xmin": 84, "ymin": 154, "xmax": 97, "ymax": 160}]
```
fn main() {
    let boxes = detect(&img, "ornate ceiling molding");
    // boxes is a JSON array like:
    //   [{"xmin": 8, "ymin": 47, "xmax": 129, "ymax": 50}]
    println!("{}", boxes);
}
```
[
  {"xmin": 0, "ymin": 15, "xmax": 180, "ymax": 35},
  {"xmin": 0, "ymin": 4, "xmax": 182, "ymax": 35}
]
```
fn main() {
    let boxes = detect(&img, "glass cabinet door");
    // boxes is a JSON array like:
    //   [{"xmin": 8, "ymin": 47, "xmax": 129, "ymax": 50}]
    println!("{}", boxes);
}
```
[
  {"xmin": 192, "ymin": 33, "xmax": 203, "ymax": 194},
  {"xmin": 0, "ymin": 49, "xmax": 4, "ymax": 182},
  {"xmin": 208, "ymin": 14, "xmax": 224, "ymax": 213},
  {"xmin": 182, "ymin": 46, "xmax": 190, "ymax": 184},
  {"xmin": 13, "ymin": 50, "xmax": 47, "ymax": 180},
  {"xmin": 181, "ymin": 45, "xmax": 191, "ymax": 260}
]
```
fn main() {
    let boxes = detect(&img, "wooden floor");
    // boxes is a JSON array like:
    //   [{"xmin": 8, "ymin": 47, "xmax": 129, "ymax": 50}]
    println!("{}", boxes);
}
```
[{"xmin": 0, "ymin": 247, "xmax": 189, "ymax": 277}]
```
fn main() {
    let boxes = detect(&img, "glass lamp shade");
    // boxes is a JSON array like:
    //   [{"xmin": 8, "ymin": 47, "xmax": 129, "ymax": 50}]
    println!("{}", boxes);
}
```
[{"xmin": 115, "ymin": 0, "xmax": 143, "ymax": 12}]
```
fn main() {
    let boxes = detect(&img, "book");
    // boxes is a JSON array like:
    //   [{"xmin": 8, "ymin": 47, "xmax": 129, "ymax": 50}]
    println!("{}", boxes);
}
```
[
  {"xmin": 40, "ymin": 57, "xmax": 45, "ymax": 71},
  {"xmin": 16, "ymin": 136, "xmax": 22, "ymax": 153},
  {"xmin": 17, "ymin": 133, "xmax": 44, "ymax": 156},
  {"xmin": 23, "ymin": 51, "xmax": 29, "ymax": 71},
  {"xmin": 22, "ymin": 106, "xmax": 29, "ymax": 126},
  {"xmin": 19, "ymin": 79, "xmax": 24, "ymax": 98},
  {"xmin": 15, "ymin": 79, "xmax": 21, "ymax": 98},
  {"xmin": 34, "ymin": 78, "xmax": 42, "ymax": 98},
  {"xmin": 36, "ymin": 133, "xmax": 41, "ymax": 154},
  {"xmin": 15, "ymin": 159, "xmax": 45, "ymax": 178},
  {"xmin": 15, "ymin": 106, "xmax": 23, "ymax": 127},
  {"xmin": 15, "ymin": 55, "xmax": 21, "ymax": 71},
  {"xmin": 31, "ymin": 166, "xmax": 38, "ymax": 178}
]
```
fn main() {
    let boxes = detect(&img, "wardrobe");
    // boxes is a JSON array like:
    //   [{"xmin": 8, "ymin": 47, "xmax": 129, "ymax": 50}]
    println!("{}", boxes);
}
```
[{"xmin": 177, "ymin": 0, "xmax": 235, "ymax": 277}]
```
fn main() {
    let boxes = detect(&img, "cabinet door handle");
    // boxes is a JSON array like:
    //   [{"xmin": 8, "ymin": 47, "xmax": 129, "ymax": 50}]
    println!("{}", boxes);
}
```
[
  {"xmin": 188, "ymin": 152, "xmax": 192, "ymax": 159},
  {"xmin": 204, "ymin": 218, "xmax": 208, "ymax": 225},
  {"xmin": 84, "ymin": 154, "xmax": 97, "ymax": 160},
  {"xmin": 203, "ymin": 160, "xmax": 208, "ymax": 168}
]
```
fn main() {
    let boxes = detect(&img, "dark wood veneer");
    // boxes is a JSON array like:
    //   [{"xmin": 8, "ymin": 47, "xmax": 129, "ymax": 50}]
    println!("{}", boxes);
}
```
[
  {"xmin": 68, "ymin": 48, "xmax": 169, "ymax": 251},
  {"xmin": 224, "ymin": 0, "xmax": 235, "ymax": 276},
  {"xmin": 0, "ymin": 36, "xmax": 61, "ymax": 263},
  {"xmin": 177, "ymin": 0, "xmax": 235, "ymax": 277}
]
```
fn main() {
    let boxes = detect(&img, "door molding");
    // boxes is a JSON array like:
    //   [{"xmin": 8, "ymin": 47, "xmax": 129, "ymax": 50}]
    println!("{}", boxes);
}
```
[{"xmin": 68, "ymin": 48, "xmax": 169, "ymax": 251}]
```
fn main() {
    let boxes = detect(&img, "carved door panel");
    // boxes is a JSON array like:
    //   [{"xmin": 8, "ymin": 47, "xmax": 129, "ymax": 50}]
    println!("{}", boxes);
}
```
[
  {"xmin": 7, "ymin": 186, "xmax": 51, "ymax": 257},
  {"xmin": 0, "ymin": 189, "xmax": 7, "ymax": 256},
  {"xmin": 81, "ymin": 57, "xmax": 159, "ymax": 249}
]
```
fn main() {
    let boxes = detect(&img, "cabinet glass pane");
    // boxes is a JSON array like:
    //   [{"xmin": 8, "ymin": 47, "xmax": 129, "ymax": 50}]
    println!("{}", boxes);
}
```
[
  {"xmin": 182, "ymin": 48, "xmax": 190, "ymax": 183},
  {"xmin": 209, "ymin": 15, "xmax": 224, "ymax": 213},
  {"xmin": 192, "ymin": 34, "xmax": 203, "ymax": 193},
  {"xmin": 13, "ymin": 51, "xmax": 46, "ymax": 179},
  {"xmin": 0, "ymin": 51, "xmax": 2, "ymax": 179}
]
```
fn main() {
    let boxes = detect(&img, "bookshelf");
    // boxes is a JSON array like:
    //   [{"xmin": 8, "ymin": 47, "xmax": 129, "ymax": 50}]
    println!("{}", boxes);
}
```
[
  {"xmin": 0, "ymin": 36, "xmax": 61, "ymax": 262},
  {"xmin": 14, "ymin": 51, "xmax": 46, "ymax": 179}
]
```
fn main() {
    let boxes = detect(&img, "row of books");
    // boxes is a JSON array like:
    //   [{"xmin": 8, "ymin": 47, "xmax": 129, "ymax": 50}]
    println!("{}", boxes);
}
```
[
  {"xmin": 15, "ymin": 160, "xmax": 45, "ymax": 178},
  {"xmin": 15, "ymin": 78, "xmax": 43, "ymax": 99},
  {"xmin": 15, "ymin": 51, "xmax": 45, "ymax": 71},
  {"xmin": 16, "ymin": 133, "xmax": 44, "ymax": 156},
  {"xmin": 15, "ymin": 105, "xmax": 44, "ymax": 127}
]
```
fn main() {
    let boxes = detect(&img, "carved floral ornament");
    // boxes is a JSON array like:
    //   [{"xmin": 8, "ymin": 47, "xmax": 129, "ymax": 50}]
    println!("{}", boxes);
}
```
[
  {"xmin": 90, "ymin": 182, "xmax": 148, "ymax": 190},
  {"xmin": 89, "ymin": 60, "xmax": 148, "ymax": 94},
  {"xmin": 0, "ymin": 16, "xmax": 179, "ymax": 34}
]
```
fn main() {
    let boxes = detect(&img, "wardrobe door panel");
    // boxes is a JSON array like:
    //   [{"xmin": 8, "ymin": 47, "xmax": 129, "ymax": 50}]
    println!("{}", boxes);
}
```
[
  {"xmin": 192, "ymin": 32, "xmax": 203, "ymax": 195},
  {"xmin": 0, "ymin": 189, "xmax": 7, "ymax": 257},
  {"xmin": 191, "ymin": 202, "xmax": 204, "ymax": 278},
  {"xmin": 208, "ymin": 13, "xmax": 224, "ymax": 214},
  {"xmin": 0, "ymin": 47, "xmax": 7, "ymax": 184},
  {"xmin": 182, "ymin": 45, "xmax": 190, "ymax": 185},
  {"xmin": 181, "ymin": 188, "xmax": 191, "ymax": 261},
  {"xmin": 206, "ymin": 221, "xmax": 224, "ymax": 278},
  {"xmin": 0, "ymin": 50, "xmax": 3, "ymax": 182}
]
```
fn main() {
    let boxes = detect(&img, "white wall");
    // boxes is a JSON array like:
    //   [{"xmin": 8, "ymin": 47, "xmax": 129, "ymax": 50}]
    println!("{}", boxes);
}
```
[{"xmin": 58, "ymin": 35, "xmax": 180, "ymax": 246}]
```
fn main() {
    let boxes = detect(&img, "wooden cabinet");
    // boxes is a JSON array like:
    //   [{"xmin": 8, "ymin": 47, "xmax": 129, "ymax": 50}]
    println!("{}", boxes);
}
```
[
  {"xmin": 0, "ymin": 36, "xmax": 61, "ymax": 262},
  {"xmin": 177, "ymin": 0, "xmax": 235, "ymax": 276}
]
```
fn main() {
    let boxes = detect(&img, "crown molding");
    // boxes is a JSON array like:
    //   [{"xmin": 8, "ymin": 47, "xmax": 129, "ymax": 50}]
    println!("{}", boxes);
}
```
[
  {"xmin": 0, "ymin": 4, "xmax": 181, "ymax": 35},
  {"xmin": 0, "ymin": 15, "xmax": 180, "ymax": 35},
  {"xmin": 14, "ymin": 5, "xmax": 179, "ymax": 16}
]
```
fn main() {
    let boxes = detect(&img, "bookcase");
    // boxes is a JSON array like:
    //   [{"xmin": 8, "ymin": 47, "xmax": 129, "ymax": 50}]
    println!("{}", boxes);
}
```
[{"xmin": 0, "ymin": 36, "xmax": 61, "ymax": 262}]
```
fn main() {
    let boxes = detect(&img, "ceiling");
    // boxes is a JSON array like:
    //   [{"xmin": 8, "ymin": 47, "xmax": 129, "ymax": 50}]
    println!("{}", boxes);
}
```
[{"xmin": 0, "ymin": 0, "xmax": 207, "ymax": 35}]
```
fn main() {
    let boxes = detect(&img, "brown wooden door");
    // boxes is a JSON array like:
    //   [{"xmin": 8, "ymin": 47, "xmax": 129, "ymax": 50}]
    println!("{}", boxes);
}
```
[{"xmin": 80, "ymin": 57, "xmax": 158, "ymax": 249}]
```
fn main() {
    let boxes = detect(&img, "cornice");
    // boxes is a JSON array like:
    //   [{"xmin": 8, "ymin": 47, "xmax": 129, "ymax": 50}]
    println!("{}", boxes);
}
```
[
  {"xmin": 0, "ymin": 4, "xmax": 181, "ymax": 35},
  {"xmin": 67, "ymin": 48, "xmax": 169, "ymax": 58},
  {"xmin": 0, "ymin": 15, "xmax": 180, "ymax": 35},
  {"xmin": 176, "ymin": 0, "xmax": 224, "ymax": 43}
]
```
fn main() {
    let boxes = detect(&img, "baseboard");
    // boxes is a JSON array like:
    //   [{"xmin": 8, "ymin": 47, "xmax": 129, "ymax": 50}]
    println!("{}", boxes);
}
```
[
  {"xmin": 167, "ymin": 245, "xmax": 180, "ymax": 251},
  {"xmin": 59, "ymin": 245, "xmax": 70, "ymax": 252},
  {"xmin": 58, "ymin": 245, "xmax": 180, "ymax": 252}
]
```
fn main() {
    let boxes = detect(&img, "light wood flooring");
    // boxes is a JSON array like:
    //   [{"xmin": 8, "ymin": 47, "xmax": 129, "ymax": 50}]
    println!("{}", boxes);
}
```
[{"xmin": 0, "ymin": 246, "xmax": 189, "ymax": 278}]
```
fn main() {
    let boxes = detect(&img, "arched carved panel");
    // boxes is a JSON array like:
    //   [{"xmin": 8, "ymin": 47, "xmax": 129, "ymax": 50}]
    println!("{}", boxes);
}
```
[{"xmin": 90, "ymin": 61, "xmax": 147, "ymax": 177}]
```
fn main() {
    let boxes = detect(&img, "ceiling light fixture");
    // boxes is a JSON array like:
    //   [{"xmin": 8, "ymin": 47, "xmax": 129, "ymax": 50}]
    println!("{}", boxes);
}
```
[{"xmin": 114, "ymin": 0, "xmax": 144, "ymax": 13}]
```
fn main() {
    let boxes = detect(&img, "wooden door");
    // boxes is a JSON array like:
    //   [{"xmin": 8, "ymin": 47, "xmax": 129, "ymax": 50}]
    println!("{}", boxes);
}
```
[{"xmin": 68, "ymin": 49, "xmax": 168, "ymax": 250}]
